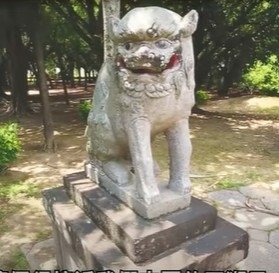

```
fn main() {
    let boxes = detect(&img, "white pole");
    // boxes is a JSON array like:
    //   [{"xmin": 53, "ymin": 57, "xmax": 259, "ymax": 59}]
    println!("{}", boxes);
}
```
[{"xmin": 102, "ymin": 0, "xmax": 120, "ymax": 61}]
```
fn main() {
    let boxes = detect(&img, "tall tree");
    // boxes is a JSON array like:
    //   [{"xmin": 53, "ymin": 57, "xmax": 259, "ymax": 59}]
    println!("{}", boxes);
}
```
[
  {"xmin": 31, "ymin": 3, "xmax": 55, "ymax": 151},
  {"xmin": 0, "ymin": 1, "xmax": 30, "ymax": 113}
]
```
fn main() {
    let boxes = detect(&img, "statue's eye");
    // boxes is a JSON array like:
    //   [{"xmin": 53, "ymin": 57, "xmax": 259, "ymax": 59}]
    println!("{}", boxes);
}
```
[
  {"xmin": 155, "ymin": 39, "xmax": 171, "ymax": 49},
  {"xmin": 124, "ymin": 42, "xmax": 133, "ymax": 50}
]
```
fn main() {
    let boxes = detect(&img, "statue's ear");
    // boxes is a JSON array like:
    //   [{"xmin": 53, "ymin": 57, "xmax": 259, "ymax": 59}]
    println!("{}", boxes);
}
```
[
  {"xmin": 109, "ymin": 16, "xmax": 120, "ymax": 39},
  {"xmin": 180, "ymin": 10, "xmax": 199, "ymax": 37}
]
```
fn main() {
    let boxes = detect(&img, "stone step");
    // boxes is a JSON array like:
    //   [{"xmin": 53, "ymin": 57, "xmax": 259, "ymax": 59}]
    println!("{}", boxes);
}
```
[
  {"xmin": 63, "ymin": 171, "xmax": 217, "ymax": 263},
  {"xmin": 42, "ymin": 186, "xmax": 249, "ymax": 271}
]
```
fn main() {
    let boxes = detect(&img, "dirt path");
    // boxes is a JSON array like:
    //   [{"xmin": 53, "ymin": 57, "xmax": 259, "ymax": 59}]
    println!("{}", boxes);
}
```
[{"xmin": 0, "ymin": 94, "xmax": 278, "ymax": 269}]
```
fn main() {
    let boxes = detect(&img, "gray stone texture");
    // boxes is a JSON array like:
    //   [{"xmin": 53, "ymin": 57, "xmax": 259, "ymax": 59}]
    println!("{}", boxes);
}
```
[
  {"xmin": 207, "ymin": 189, "xmax": 247, "ymax": 208},
  {"xmin": 269, "ymin": 230, "xmax": 279, "ymax": 249},
  {"xmin": 247, "ymin": 228, "xmax": 269, "ymax": 242},
  {"xmin": 64, "ymin": 171, "xmax": 217, "ymax": 263},
  {"xmin": 42, "ymin": 186, "xmax": 249, "ymax": 271},
  {"xmin": 239, "ymin": 183, "xmax": 279, "ymax": 213},
  {"xmin": 21, "ymin": 239, "xmax": 57, "ymax": 270},
  {"xmin": 236, "ymin": 240, "xmax": 279, "ymax": 273},
  {"xmin": 234, "ymin": 209, "xmax": 279, "ymax": 231}
]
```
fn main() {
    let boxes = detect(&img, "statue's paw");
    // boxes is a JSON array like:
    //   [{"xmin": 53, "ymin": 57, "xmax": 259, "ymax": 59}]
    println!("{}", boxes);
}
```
[
  {"xmin": 139, "ymin": 185, "xmax": 160, "ymax": 205},
  {"xmin": 168, "ymin": 179, "xmax": 191, "ymax": 195},
  {"xmin": 143, "ymin": 191, "xmax": 160, "ymax": 205}
]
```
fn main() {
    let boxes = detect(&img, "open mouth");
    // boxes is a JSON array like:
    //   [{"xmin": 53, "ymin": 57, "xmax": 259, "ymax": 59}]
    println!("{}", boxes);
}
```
[{"xmin": 116, "ymin": 53, "xmax": 181, "ymax": 74}]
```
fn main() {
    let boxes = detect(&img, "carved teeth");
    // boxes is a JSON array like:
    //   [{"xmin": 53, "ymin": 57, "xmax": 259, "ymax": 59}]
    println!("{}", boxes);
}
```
[{"xmin": 160, "ymin": 56, "xmax": 165, "ymax": 61}]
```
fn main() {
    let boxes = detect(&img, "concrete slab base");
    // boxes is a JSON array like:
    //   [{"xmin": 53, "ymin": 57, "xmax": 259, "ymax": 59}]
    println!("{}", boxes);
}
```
[
  {"xmin": 43, "ymin": 186, "xmax": 249, "ymax": 271},
  {"xmin": 63, "ymin": 171, "xmax": 217, "ymax": 263},
  {"xmin": 85, "ymin": 163, "xmax": 191, "ymax": 219}
]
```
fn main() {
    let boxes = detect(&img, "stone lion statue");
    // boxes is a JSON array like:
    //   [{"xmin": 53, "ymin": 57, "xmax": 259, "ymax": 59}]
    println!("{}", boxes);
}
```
[{"xmin": 86, "ymin": 6, "xmax": 198, "ymax": 205}]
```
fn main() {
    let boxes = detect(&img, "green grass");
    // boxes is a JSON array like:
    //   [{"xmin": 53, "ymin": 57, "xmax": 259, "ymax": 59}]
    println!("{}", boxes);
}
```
[
  {"xmin": 214, "ymin": 178, "xmax": 247, "ymax": 190},
  {"xmin": 0, "ymin": 179, "xmax": 40, "ymax": 236},
  {"xmin": 35, "ymin": 229, "xmax": 52, "ymax": 242},
  {"xmin": 255, "ymin": 106, "xmax": 279, "ymax": 118},
  {"xmin": 1, "ymin": 248, "xmax": 29, "ymax": 270},
  {"xmin": 0, "ymin": 180, "xmax": 40, "ymax": 199},
  {"xmin": 0, "ymin": 203, "xmax": 23, "ymax": 235}
]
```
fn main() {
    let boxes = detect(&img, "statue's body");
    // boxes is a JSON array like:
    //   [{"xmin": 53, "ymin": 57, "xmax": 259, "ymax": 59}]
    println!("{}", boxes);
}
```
[{"xmin": 87, "ymin": 7, "xmax": 198, "ymax": 205}]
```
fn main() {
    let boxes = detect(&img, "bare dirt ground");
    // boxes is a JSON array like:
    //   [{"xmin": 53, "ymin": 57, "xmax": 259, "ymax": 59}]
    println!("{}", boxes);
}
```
[{"xmin": 0, "ymin": 91, "xmax": 278, "ymax": 269}]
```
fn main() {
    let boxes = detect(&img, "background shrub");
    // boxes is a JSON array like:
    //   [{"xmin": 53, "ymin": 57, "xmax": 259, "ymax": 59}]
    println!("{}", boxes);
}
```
[
  {"xmin": 243, "ymin": 55, "xmax": 279, "ymax": 96},
  {"xmin": 195, "ymin": 90, "xmax": 210, "ymax": 104},
  {"xmin": 0, "ymin": 123, "xmax": 21, "ymax": 172},
  {"xmin": 78, "ymin": 100, "xmax": 92, "ymax": 122}
]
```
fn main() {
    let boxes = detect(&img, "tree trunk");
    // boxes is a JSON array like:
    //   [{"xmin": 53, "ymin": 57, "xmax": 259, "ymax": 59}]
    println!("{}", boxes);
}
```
[
  {"xmin": 0, "ymin": 63, "xmax": 8, "ymax": 99},
  {"xmin": 69, "ymin": 61, "xmax": 75, "ymax": 87},
  {"xmin": 32, "ymin": 24, "xmax": 55, "ymax": 152},
  {"xmin": 57, "ymin": 54, "xmax": 70, "ymax": 105},
  {"xmin": 78, "ymin": 67, "xmax": 81, "ymax": 85},
  {"xmin": 84, "ymin": 69, "xmax": 88, "ymax": 91},
  {"xmin": 6, "ymin": 26, "xmax": 29, "ymax": 114}
]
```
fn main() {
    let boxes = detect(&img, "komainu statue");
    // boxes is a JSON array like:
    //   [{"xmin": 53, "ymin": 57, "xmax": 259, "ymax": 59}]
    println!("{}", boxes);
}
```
[{"xmin": 87, "ymin": 6, "xmax": 198, "ymax": 206}]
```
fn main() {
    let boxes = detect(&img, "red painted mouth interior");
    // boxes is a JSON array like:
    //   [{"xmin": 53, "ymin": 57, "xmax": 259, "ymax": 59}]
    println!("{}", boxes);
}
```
[
  {"xmin": 117, "ymin": 53, "xmax": 180, "ymax": 73},
  {"xmin": 165, "ymin": 54, "xmax": 180, "ymax": 70}
]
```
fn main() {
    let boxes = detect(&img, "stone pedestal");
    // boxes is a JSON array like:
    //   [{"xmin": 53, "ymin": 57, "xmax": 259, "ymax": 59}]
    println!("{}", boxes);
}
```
[{"xmin": 43, "ymin": 171, "xmax": 249, "ymax": 271}]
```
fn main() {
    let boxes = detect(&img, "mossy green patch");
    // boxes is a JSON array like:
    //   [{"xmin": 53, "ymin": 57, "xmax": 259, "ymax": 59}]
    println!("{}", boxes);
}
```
[{"xmin": 1, "ymin": 248, "xmax": 29, "ymax": 270}]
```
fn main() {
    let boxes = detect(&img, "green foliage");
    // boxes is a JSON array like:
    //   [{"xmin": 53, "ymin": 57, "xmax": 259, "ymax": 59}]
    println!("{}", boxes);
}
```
[
  {"xmin": 195, "ymin": 90, "xmax": 210, "ymax": 104},
  {"xmin": 78, "ymin": 100, "xmax": 92, "ymax": 122},
  {"xmin": 215, "ymin": 178, "xmax": 246, "ymax": 190},
  {"xmin": 243, "ymin": 55, "xmax": 279, "ymax": 96},
  {"xmin": 0, "ymin": 181, "xmax": 40, "ymax": 199},
  {"xmin": 0, "ymin": 123, "xmax": 21, "ymax": 172}
]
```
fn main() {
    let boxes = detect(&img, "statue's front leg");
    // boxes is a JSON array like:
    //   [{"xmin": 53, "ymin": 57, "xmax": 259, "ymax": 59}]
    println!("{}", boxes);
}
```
[
  {"xmin": 126, "ymin": 117, "xmax": 160, "ymax": 204},
  {"xmin": 165, "ymin": 118, "xmax": 192, "ymax": 194}
]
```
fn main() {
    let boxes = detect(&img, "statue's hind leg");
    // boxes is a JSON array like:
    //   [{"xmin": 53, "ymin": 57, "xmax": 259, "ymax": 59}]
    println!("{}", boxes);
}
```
[{"xmin": 165, "ymin": 118, "xmax": 192, "ymax": 194}]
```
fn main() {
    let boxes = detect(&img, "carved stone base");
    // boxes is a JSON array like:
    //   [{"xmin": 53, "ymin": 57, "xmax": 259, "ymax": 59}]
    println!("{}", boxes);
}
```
[
  {"xmin": 43, "ymin": 182, "xmax": 249, "ymax": 271},
  {"xmin": 85, "ymin": 162, "xmax": 191, "ymax": 219}
]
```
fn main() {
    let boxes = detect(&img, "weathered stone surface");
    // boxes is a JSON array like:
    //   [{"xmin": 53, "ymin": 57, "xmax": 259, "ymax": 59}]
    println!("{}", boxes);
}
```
[
  {"xmin": 42, "ymin": 186, "xmax": 249, "ymax": 271},
  {"xmin": 239, "ymin": 183, "xmax": 270, "ymax": 199},
  {"xmin": 262, "ymin": 197, "xmax": 279, "ymax": 214},
  {"xmin": 224, "ymin": 217, "xmax": 250, "ymax": 230},
  {"xmin": 86, "ymin": 6, "xmax": 199, "ymax": 206},
  {"xmin": 207, "ymin": 189, "xmax": 247, "ymax": 208},
  {"xmin": 85, "ymin": 164, "xmax": 191, "ymax": 219},
  {"xmin": 240, "ymin": 183, "xmax": 279, "ymax": 214},
  {"xmin": 64, "ymin": 171, "xmax": 217, "ymax": 263},
  {"xmin": 269, "ymin": 230, "xmax": 279, "ymax": 249},
  {"xmin": 21, "ymin": 239, "xmax": 57, "ymax": 270},
  {"xmin": 247, "ymin": 228, "xmax": 269, "ymax": 242},
  {"xmin": 236, "ymin": 240, "xmax": 279, "ymax": 273},
  {"xmin": 234, "ymin": 209, "xmax": 279, "ymax": 231}
]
